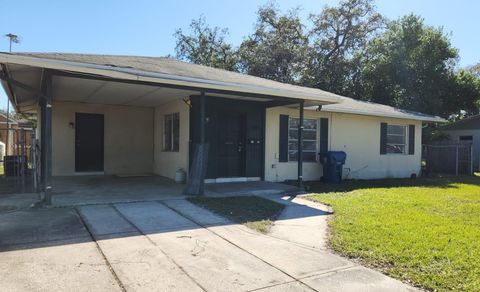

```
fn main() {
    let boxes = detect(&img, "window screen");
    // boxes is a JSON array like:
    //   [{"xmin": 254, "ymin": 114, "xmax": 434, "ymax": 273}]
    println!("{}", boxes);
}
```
[
  {"xmin": 288, "ymin": 117, "xmax": 317, "ymax": 162},
  {"xmin": 386, "ymin": 125, "xmax": 407, "ymax": 154},
  {"xmin": 164, "ymin": 113, "xmax": 179, "ymax": 151}
]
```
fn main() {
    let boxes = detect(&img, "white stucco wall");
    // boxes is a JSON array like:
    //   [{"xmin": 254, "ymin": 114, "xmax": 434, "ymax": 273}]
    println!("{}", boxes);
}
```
[
  {"xmin": 265, "ymin": 107, "xmax": 423, "ymax": 181},
  {"xmin": 153, "ymin": 99, "xmax": 190, "ymax": 180},
  {"xmin": 441, "ymin": 129, "xmax": 480, "ymax": 171},
  {"xmin": 52, "ymin": 101, "xmax": 154, "ymax": 176},
  {"xmin": 51, "ymin": 100, "xmax": 423, "ymax": 181}
]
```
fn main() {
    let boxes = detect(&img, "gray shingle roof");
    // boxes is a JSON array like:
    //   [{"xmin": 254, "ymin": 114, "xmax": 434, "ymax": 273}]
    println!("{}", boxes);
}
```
[
  {"xmin": 10, "ymin": 52, "xmax": 343, "ymax": 103},
  {"xmin": 318, "ymin": 96, "xmax": 446, "ymax": 122},
  {"xmin": 1, "ymin": 52, "xmax": 446, "ymax": 122},
  {"xmin": 439, "ymin": 115, "xmax": 480, "ymax": 130}
]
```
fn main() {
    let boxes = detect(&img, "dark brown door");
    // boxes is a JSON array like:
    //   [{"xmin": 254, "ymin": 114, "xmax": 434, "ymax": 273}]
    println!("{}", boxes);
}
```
[
  {"xmin": 218, "ymin": 112, "xmax": 245, "ymax": 177},
  {"xmin": 75, "ymin": 113, "xmax": 104, "ymax": 172}
]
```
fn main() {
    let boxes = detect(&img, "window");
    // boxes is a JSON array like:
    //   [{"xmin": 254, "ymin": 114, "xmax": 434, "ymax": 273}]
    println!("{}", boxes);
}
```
[
  {"xmin": 386, "ymin": 125, "xmax": 407, "ymax": 154},
  {"xmin": 288, "ymin": 117, "xmax": 317, "ymax": 162},
  {"xmin": 164, "ymin": 113, "xmax": 179, "ymax": 151}
]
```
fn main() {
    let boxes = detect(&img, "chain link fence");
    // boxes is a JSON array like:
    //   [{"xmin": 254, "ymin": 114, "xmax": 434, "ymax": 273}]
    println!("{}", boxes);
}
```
[
  {"xmin": 423, "ymin": 142, "xmax": 473, "ymax": 175},
  {"xmin": 0, "ymin": 127, "xmax": 38, "ymax": 194}
]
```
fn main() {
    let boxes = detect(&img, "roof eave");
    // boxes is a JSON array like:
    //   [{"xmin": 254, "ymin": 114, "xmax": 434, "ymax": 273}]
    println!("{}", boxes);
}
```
[
  {"xmin": 0, "ymin": 53, "xmax": 341, "ymax": 105},
  {"xmin": 318, "ymin": 107, "xmax": 447, "ymax": 123}
]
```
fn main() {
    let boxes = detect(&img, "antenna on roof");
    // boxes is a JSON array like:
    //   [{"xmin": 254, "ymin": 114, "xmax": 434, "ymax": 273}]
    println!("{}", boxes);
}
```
[{"xmin": 5, "ymin": 33, "xmax": 21, "ymax": 53}]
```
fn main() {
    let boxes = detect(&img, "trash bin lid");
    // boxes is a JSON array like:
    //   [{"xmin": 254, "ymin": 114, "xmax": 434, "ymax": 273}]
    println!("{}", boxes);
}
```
[{"xmin": 327, "ymin": 151, "xmax": 347, "ymax": 162}]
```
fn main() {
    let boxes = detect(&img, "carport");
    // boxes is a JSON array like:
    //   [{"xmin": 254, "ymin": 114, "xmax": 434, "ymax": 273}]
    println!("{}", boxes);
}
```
[{"xmin": 0, "ymin": 53, "xmax": 341, "ymax": 204}]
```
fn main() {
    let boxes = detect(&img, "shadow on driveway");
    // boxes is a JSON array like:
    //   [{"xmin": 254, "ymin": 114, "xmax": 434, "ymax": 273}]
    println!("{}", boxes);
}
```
[{"xmin": 0, "ymin": 179, "xmax": 417, "ymax": 291}]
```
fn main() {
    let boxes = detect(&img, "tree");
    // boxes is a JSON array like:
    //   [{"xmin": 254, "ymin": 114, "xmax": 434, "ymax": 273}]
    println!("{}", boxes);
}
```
[
  {"xmin": 448, "ymin": 70, "xmax": 480, "ymax": 117},
  {"xmin": 173, "ymin": 3, "xmax": 478, "ymax": 119},
  {"xmin": 237, "ymin": 4, "xmax": 308, "ymax": 84},
  {"xmin": 174, "ymin": 16, "xmax": 238, "ymax": 71},
  {"xmin": 360, "ymin": 14, "xmax": 459, "ymax": 116},
  {"xmin": 302, "ymin": 0, "xmax": 385, "ymax": 96},
  {"xmin": 468, "ymin": 62, "xmax": 480, "ymax": 78}
]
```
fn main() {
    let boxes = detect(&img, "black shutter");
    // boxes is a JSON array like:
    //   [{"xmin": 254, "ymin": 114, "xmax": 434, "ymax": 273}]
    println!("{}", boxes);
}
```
[
  {"xmin": 408, "ymin": 124, "xmax": 415, "ymax": 155},
  {"xmin": 320, "ymin": 118, "xmax": 329, "ymax": 153},
  {"xmin": 279, "ymin": 115, "xmax": 289, "ymax": 162},
  {"xmin": 380, "ymin": 123, "xmax": 388, "ymax": 155}
]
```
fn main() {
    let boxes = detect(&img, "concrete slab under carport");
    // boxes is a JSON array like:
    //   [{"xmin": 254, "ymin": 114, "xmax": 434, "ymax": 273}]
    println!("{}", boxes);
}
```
[
  {"xmin": 49, "ymin": 175, "xmax": 185, "ymax": 206},
  {"xmin": 0, "ymin": 192, "xmax": 39, "ymax": 213},
  {"xmin": 47, "ymin": 175, "xmax": 302, "ymax": 207}
]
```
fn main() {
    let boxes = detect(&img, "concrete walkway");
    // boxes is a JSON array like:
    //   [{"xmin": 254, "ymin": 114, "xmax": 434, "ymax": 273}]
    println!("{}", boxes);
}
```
[
  {"xmin": 0, "ymin": 196, "xmax": 418, "ymax": 292},
  {"xmin": 165, "ymin": 198, "xmax": 418, "ymax": 292},
  {"xmin": 267, "ymin": 195, "xmax": 332, "ymax": 250}
]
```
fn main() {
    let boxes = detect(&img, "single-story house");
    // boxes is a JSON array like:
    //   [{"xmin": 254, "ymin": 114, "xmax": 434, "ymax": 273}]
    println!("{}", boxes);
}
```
[
  {"xmin": 0, "ymin": 53, "xmax": 445, "ymax": 200},
  {"xmin": 439, "ymin": 114, "xmax": 480, "ymax": 171}
]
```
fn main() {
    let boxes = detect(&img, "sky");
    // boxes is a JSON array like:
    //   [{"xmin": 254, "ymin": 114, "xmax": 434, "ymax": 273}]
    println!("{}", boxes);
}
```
[{"xmin": 0, "ymin": 0, "xmax": 478, "ymax": 110}]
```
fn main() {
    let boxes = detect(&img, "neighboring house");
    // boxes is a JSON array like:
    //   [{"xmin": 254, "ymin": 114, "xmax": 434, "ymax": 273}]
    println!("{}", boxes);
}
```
[
  {"xmin": 0, "ymin": 112, "xmax": 17, "ymax": 145},
  {"xmin": 0, "ymin": 113, "xmax": 17, "ymax": 159},
  {"xmin": 0, "ymin": 53, "xmax": 444, "ymax": 193},
  {"xmin": 439, "ymin": 115, "xmax": 480, "ymax": 171},
  {"xmin": 0, "ymin": 112, "xmax": 34, "ymax": 160}
]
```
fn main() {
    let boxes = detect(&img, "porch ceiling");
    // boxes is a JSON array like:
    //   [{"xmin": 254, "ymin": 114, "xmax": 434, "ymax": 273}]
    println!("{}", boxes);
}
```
[
  {"xmin": 53, "ymin": 75, "xmax": 199, "ymax": 107},
  {"xmin": 52, "ymin": 75, "xmax": 277, "ymax": 106}
]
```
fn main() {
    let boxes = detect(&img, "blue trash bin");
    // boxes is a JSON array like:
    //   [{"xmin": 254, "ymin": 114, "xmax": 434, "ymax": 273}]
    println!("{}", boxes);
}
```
[{"xmin": 319, "ymin": 151, "xmax": 347, "ymax": 183}]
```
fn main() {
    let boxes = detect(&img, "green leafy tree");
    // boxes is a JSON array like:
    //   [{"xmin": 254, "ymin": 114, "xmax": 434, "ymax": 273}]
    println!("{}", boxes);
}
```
[
  {"xmin": 173, "ymin": 3, "xmax": 479, "ymax": 119},
  {"xmin": 174, "ymin": 16, "xmax": 238, "ymax": 71},
  {"xmin": 303, "ymin": 0, "xmax": 385, "ymax": 96},
  {"xmin": 448, "ymin": 70, "xmax": 480, "ymax": 117},
  {"xmin": 237, "ymin": 3, "xmax": 308, "ymax": 84},
  {"xmin": 468, "ymin": 62, "xmax": 480, "ymax": 78},
  {"xmin": 360, "ymin": 15, "xmax": 459, "ymax": 116}
]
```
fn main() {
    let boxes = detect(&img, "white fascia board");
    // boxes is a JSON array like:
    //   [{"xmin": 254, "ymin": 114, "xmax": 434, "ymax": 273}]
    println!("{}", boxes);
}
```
[
  {"xmin": 0, "ymin": 54, "xmax": 341, "ymax": 104},
  {"xmin": 316, "ymin": 107, "xmax": 447, "ymax": 123}
]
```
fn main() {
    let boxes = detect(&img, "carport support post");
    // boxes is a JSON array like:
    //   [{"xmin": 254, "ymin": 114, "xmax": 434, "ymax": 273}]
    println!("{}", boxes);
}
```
[
  {"xmin": 200, "ymin": 91, "xmax": 206, "ymax": 144},
  {"xmin": 40, "ymin": 71, "xmax": 53, "ymax": 204},
  {"xmin": 183, "ymin": 91, "xmax": 208, "ymax": 196},
  {"xmin": 198, "ymin": 91, "xmax": 206, "ymax": 195},
  {"xmin": 297, "ymin": 100, "xmax": 304, "ymax": 188}
]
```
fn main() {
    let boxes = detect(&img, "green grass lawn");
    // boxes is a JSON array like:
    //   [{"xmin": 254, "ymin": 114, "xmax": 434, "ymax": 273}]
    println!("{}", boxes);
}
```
[
  {"xmin": 306, "ymin": 176, "xmax": 480, "ymax": 292},
  {"xmin": 188, "ymin": 196, "xmax": 285, "ymax": 233}
]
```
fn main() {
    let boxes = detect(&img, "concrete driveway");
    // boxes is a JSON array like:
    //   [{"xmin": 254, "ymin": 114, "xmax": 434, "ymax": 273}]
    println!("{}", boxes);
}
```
[{"xmin": 0, "ymin": 198, "xmax": 417, "ymax": 292}]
